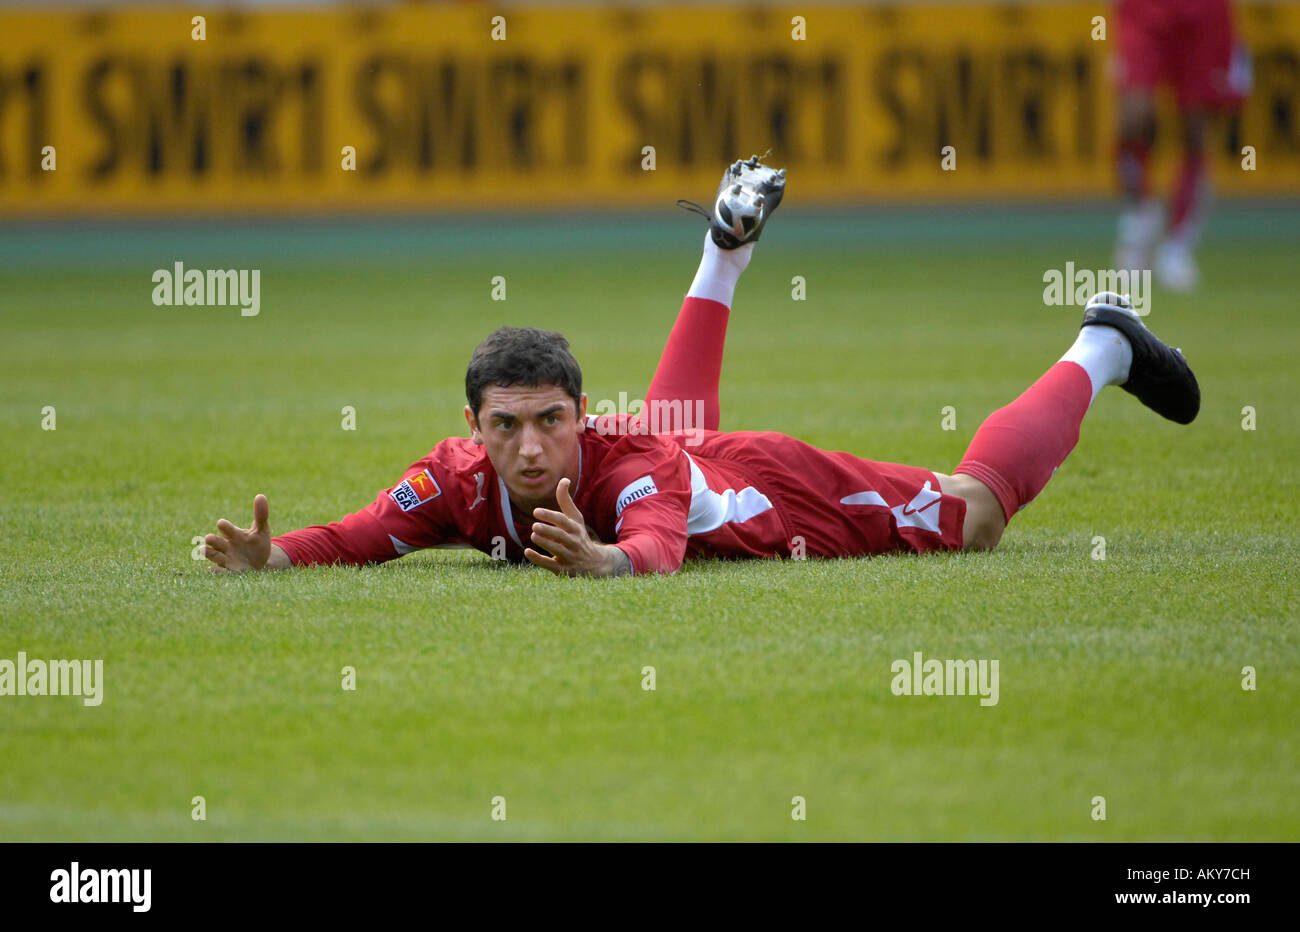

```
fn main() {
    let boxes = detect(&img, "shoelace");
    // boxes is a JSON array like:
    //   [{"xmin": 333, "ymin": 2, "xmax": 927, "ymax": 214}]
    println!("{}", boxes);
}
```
[{"xmin": 675, "ymin": 199, "xmax": 712, "ymax": 219}]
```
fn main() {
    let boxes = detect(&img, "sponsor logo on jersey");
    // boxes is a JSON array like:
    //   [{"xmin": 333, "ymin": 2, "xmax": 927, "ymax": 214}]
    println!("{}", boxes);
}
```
[
  {"xmin": 615, "ymin": 475, "xmax": 659, "ymax": 516},
  {"xmin": 390, "ymin": 469, "xmax": 441, "ymax": 512}
]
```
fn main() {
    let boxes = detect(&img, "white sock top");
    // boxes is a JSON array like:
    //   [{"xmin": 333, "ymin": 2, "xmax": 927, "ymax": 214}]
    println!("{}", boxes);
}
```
[
  {"xmin": 1059, "ymin": 324, "xmax": 1134, "ymax": 405},
  {"xmin": 687, "ymin": 231, "xmax": 754, "ymax": 306}
]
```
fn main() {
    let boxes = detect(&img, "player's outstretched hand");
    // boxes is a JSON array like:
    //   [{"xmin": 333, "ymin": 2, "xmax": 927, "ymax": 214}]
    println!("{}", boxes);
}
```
[
  {"xmin": 526, "ymin": 478, "xmax": 630, "ymax": 577},
  {"xmin": 205, "ymin": 493, "xmax": 273, "ymax": 573}
]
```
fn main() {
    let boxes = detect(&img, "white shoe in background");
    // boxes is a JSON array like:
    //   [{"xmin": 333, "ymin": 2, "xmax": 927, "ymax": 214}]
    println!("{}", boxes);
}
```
[
  {"xmin": 1155, "ymin": 238, "xmax": 1200, "ymax": 293},
  {"xmin": 1114, "ymin": 199, "xmax": 1162, "ymax": 276}
]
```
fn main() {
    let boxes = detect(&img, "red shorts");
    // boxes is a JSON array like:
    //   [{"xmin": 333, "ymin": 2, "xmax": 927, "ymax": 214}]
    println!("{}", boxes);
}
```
[
  {"xmin": 1115, "ymin": 0, "xmax": 1249, "ymax": 109},
  {"xmin": 743, "ymin": 434, "xmax": 968, "ymax": 557}
]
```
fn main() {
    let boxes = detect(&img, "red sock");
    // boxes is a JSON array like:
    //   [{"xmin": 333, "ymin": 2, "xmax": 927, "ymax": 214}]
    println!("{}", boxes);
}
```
[
  {"xmin": 954, "ymin": 362, "xmax": 1094, "ymax": 523},
  {"xmin": 1116, "ymin": 138, "xmax": 1152, "ymax": 201},
  {"xmin": 644, "ymin": 296, "xmax": 728, "ymax": 431},
  {"xmin": 1168, "ymin": 150, "xmax": 1207, "ymax": 236}
]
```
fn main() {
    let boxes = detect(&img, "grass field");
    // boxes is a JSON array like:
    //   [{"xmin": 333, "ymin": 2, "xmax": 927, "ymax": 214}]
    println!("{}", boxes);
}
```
[{"xmin": 1, "ymin": 204, "xmax": 1297, "ymax": 841}]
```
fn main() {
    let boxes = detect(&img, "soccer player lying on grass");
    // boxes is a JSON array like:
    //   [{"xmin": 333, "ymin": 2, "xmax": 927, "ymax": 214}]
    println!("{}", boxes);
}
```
[{"xmin": 202, "ymin": 156, "xmax": 1200, "ymax": 577}]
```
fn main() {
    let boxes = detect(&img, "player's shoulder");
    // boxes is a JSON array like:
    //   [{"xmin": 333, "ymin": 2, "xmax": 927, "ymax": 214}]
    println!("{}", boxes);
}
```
[
  {"xmin": 582, "ymin": 412, "xmax": 633, "ymax": 440},
  {"xmin": 387, "ymin": 436, "xmax": 492, "ymax": 515},
  {"xmin": 581, "ymin": 415, "xmax": 682, "ymax": 461},
  {"xmin": 424, "ymin": 435, "xmax": 491, "ymax": 474},
  {"xmin": 580, "ymin": 420, "xmax": 689, "ymax": 511}
]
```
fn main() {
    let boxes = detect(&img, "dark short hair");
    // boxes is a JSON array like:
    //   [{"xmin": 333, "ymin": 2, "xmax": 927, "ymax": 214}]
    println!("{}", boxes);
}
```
[{"xmin": 465, "ymin": 326, "xmax": 583, "ymax": 419}]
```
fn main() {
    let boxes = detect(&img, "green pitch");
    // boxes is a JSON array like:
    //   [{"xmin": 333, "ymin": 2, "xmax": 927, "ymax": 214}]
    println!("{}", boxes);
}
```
[{"xmin": 1, "ymin": 205, "xmax": 1296, "ymax": 841}]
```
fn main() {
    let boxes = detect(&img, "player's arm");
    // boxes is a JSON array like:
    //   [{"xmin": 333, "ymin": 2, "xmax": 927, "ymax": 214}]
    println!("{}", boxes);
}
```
[
  {"xmin": 606, "ymin": 481, "xmax": 690, "ymax": 575},
  {"xmin": 526, "ymin": 478, "xmax": 632, "ymax": 577},
  {"xmin": 608, "ymin": 439, "xmax": 693, "ymax": 574},
  {"xmin": 203, "ymin": 493, "xmax": 289, "ymax": 572},
  {"xmin": 204, "ymin": 459, "xmax": 460, "ymax": 572},
  {"xmin": 528, "ymin": 438, "xmax": 692, "ymax": 577}
]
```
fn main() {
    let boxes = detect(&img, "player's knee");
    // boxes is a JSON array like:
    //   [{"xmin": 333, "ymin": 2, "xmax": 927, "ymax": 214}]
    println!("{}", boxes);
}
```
[
  {"xmin": 954, "ymin": 480, "xmax": 1007, "ymax": 551},
  {"xmin": 1117, "ymin": 96, "xmax": 1156, "ymax": 143},
  {"xmin": 964, "ymin": 513, "xmax": 1005, "ymax": 552}
]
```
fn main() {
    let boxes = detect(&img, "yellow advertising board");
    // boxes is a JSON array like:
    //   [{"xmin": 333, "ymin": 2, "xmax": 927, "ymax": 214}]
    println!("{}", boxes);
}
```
[{"xmin": 0, "ymin": 3, "xmax": 1297, "ymax": 214}]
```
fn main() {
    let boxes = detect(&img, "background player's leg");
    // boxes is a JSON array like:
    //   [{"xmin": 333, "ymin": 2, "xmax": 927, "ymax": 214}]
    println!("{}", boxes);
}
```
[
  {"xmin": 1154, "ymin": 109, "xmax": 1210, "ymax": 292},
  {"xmin": 1114, "ymin": 90, "xmax": 1161, "ymax": 275},
  {"xmin": 642, "ymin": 232, "xmax": 755, "ymax": 432},
  {"xmin": 1156, "ymin": 0, "xmax": 1245, "ymax": 292},
  {"xmin": 950, "ymin": 321, "xmax": 1134, "ymax": 545},
  {"xmin": 1112, "ymin": 0, "xmax": 1165, "ymax": 275}
]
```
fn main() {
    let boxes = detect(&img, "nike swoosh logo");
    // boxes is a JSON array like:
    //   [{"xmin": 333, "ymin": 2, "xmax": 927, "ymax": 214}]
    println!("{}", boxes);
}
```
[{"xmin": 901, "ymin": 498, "xmax": 940, "ymax": 516}]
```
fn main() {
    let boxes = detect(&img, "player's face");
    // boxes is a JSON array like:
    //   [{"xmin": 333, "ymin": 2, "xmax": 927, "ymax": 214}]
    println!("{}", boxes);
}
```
[{"xmin": 466, "ymin": 384, "xmax": 587, "ymax": 512}]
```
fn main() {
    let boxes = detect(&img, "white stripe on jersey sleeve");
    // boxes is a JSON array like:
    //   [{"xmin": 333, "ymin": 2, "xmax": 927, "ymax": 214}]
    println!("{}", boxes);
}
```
[
  {"xmin": 497, "ymin": 475, "xmax": 524, "ymax": 548},
  {"xmin": 388, "ymin": 534, "xmax": 420, "ymax": 556}
]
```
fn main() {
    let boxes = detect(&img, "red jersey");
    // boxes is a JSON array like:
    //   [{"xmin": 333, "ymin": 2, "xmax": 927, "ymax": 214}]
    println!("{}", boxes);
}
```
[
  {"xmin": 1115, "ymin": 0, "xmax": 1249, "ymax": 109},
  {"xmin": 272, "ymin": 414, "xmax": 966, "ymax": 574}
]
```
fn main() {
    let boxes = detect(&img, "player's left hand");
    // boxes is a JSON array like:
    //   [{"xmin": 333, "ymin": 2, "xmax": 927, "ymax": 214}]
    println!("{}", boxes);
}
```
[{"xmin": 526, "ymin": 477, "xmax": 627, "ymax": 577}]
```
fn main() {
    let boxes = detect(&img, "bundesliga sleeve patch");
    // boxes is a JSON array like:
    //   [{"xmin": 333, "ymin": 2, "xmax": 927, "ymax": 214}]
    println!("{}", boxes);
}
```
[
  {"xmin": 615, "ymin": 475, "xmax": 659, "ymax": 516},
  {"xmin": 389, "ymin": 469, "xmax": 442, "ymax": 512}
]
